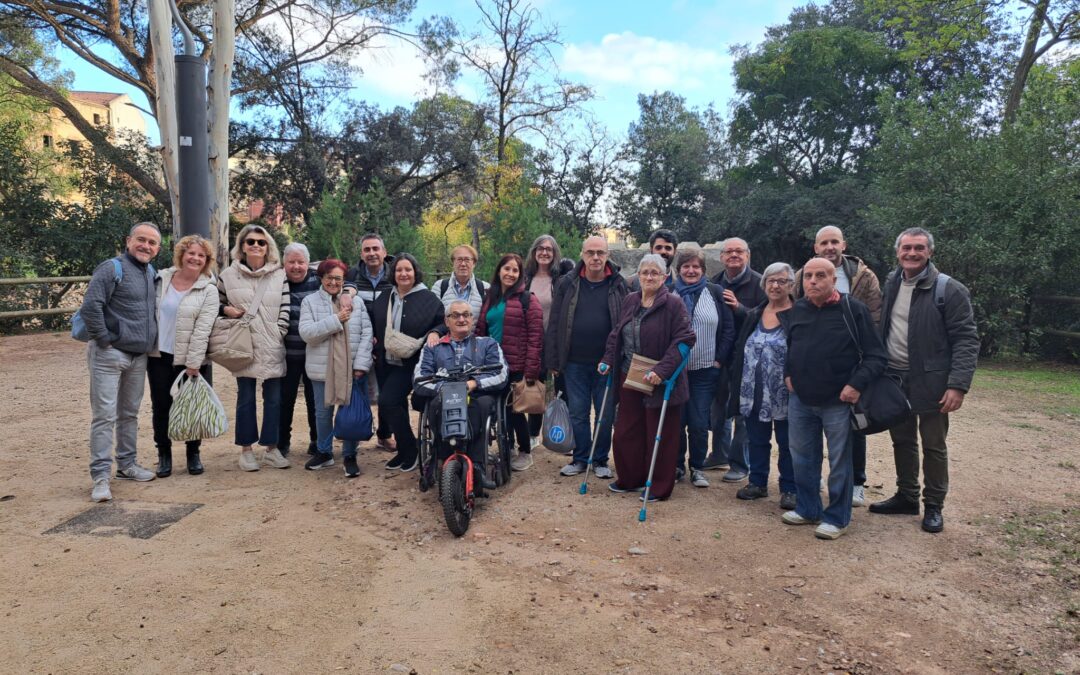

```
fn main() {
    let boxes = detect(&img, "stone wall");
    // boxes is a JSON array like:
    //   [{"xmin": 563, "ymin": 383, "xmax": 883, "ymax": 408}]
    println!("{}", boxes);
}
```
[{"xmin": 607, "ymin": 241, "xmax": 727, "ymax": 279}]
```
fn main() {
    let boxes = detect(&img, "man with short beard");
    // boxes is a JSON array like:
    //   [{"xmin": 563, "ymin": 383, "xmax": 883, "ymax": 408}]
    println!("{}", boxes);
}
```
[{"xmin": 628, "ymin": 229, "xmax": 678, "ymax": 291}]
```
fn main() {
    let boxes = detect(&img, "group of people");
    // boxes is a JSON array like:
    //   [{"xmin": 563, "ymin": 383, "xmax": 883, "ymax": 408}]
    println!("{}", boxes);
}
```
[{"xmin": 79, "ymin": 220, "xmax": 978, "ymax": 539}]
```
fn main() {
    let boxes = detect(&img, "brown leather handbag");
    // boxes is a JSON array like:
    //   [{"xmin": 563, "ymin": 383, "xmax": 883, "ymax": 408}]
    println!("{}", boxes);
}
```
[{"xmin": 511, "ymin": 378, "xmax": 547, "ymax": 414}]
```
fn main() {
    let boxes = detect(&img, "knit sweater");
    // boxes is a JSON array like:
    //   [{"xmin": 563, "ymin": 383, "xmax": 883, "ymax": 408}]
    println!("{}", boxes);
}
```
[{"xmin": 285, "ymin": 269, "xmax": 321, "ymax": 360}]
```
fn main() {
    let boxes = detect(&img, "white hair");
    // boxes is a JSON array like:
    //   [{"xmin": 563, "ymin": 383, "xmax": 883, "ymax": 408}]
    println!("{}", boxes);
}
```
[
  {"xmin": 638, "ymin": 253, "xmax": 668, "ymax": 277},
  {"xmin": 721, "ymin": 237, "xmax": 749, "ymax": 253},
  {"xmin": 283, "ymin": 242, "xmax": 310, "ymax": 262}
]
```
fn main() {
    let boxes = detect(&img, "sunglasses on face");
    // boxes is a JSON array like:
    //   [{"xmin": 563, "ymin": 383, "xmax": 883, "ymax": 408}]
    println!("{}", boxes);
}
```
[{"xmin": 245, "ymin": 238, "xmax": 268, "ymax": 247}]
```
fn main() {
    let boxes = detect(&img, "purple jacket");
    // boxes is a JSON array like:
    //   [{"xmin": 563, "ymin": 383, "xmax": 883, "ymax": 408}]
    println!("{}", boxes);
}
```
[{"xmin": 602, "ymin": 286, "xmax": 696, "ymax": 408}]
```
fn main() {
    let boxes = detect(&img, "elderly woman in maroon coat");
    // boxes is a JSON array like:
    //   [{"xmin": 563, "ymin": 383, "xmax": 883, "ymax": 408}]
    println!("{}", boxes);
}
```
[
  {"xmin": 600, "ymin": 254, "xmax": 695, "ymax": 500},
  {"xmin": 477, "ymin": 253, "xmax": 544, "ymax": 471}
]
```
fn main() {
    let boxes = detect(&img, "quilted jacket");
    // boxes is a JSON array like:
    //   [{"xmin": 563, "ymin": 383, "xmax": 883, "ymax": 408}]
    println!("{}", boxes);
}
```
[
  {"xmin": 298, "ymin": 288, "xmax": 374, "ymax": 381},
  {"xmin": 149, "ymin": 268, "xmax": 218, "ymax": 369}
]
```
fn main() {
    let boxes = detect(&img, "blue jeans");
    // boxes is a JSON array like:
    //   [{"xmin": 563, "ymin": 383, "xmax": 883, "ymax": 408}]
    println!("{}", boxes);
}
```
[
  {"xmin": 563, "ymin": 361, "xmax": 615, "ymax": 465},
  {"xmin": 680, "ymin": 367, "xmax": 721, "ymax": 470},
  {"xmin": 311, "ymin": 380, "xmax": 359, "ymax": 458},
  {"xmin": 787, "ymin": 392, "xmax": 854, "ymax": 528},
  {"xmin": 235, "ymin": 377, "xmax": 282, "ymax": 447},
  {"xmin": 745, "ymin": 416, "xmax": 795, "ymax": 493},
  {"xmin": 711, "ymin": 398, "xmax": 749, "ymax": 473}
]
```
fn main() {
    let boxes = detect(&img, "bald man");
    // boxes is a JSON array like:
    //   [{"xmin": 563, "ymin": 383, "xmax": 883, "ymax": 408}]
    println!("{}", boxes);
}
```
[
  {"xmin": 782, "ymin": 258, "xmax": 887, "ymax": 540},
  {"xmin": 793, "ymin": 226, "xmax": 883, "ymax": 506},
  {"xmin": 544, "ymin": 235, "xmax": 629, "ymax": 478}
]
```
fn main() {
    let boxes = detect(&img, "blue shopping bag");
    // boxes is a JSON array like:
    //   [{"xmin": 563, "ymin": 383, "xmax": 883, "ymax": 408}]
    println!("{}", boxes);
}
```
[{"xmin": 333, "ymin": 376, "xmax": 374, "ymax": 442}]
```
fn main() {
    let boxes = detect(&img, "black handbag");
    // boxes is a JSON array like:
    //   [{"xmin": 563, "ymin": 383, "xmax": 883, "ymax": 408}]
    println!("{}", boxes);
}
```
[{"xmin": 839, "ymin": 297, "xmax": 911, "ymax": 434}]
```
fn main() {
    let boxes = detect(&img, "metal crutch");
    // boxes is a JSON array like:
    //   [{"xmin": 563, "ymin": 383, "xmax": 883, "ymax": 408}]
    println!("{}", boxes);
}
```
[
  {"xmin": 639, "ymin": 344, "xmax": 691, "ymax": 522},
  {"xmin": 579, "ymin": 372, "xmax": 614, "ymax": 495}
]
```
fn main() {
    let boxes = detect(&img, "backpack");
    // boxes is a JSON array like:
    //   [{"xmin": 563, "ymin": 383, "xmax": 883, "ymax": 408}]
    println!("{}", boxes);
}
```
[
  {"xmin": 932, "ymin": 273, "xmax": 950, "ymax": 315},
  {"xmin": 71, "ymin": 257, "xmax": 155, "ymax": 341},
  {"xmin": 437, "ymin": 277, "xmax": 487, "ymax": 304}
]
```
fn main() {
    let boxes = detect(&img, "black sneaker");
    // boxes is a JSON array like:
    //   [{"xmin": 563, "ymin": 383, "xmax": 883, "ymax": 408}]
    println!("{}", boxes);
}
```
[
  {"xmin": 306, "ymin": 442, "xmax": 318, "ymax": 456},
  {"xmin": 305, "ymin": 452, "xmax": 334, "ymax": 470},
  {"xmin": 675, "ymin": 466, "xmax": 686, "ymax": 482},
  {"xmin": 702, "ymin": 452, "xmax": 730, "ymax": 471},
  {"xmin": 736, "ymin": 483, "xmax": 768, "ymax": 500},
  {"xmin": 869, "ymin": 493, "xmax": 920, "ymax": 515},
  {"xmin": 385, "ymin": 455, "xmax": 404, "ymax": 470},
  {"xmin": 399, "ymin": 456, "xmax": 419, "ymax": 473},
  {"xmin": 343, "ymin": 456, "xmax": 360, "ymax": 478},
  {"xmin": 922, "ymin": 505, "xmax": 944, "ymax": 533},
  {"xmin": 608, "ymin": 482, "xmax": 642, "ymax": 494}
]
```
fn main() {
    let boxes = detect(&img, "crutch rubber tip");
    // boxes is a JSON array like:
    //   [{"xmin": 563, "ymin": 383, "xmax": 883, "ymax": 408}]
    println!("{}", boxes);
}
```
[{"xmin": 638, "ymin": 509, "xmax": 646, "ymax": 522}]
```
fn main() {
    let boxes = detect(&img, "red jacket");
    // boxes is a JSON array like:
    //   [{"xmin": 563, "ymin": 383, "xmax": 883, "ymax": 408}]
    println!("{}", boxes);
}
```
[{"xmin": 476, "ymin": 284, "xmax": 543, "ymax": 380}]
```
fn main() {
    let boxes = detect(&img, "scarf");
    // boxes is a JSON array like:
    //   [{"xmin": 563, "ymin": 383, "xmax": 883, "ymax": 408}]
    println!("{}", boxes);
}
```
[
  {"xmin": 324, "ymin": 292, "xmax": 352, "ymax": 407},
  {"xmin": 674, "ymin": 276, "xmax": 708, "ymax": 316}
]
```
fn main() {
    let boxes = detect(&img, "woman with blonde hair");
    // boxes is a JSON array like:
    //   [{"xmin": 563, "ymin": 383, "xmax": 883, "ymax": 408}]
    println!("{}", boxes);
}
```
[
  {"xmin": 217, "ymin": 224, "xmax": 291, "ymax": 471},
  {"xmin": 147, "ymin": 235, "xmax": 219, "ymax": 476}
]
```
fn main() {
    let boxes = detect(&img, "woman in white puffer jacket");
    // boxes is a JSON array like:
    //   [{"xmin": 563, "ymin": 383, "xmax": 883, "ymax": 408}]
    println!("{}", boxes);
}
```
[
  {"xmin": 147, "ymin": 235, "xmax": 218, "ymax": 478},
  {"xmin": 299, "ymin": 259, "xmax": 374, "ymax": 478},
  {"xmin": 217, "ymin": 224, "xmax": 291, "ymax": 472}
]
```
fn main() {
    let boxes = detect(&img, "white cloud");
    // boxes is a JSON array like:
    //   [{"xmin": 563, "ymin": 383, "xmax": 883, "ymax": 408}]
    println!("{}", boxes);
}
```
[
  {"xmin": 562, "ymin": 32, "xmax": 729, "ymax": 91},
  {"xmin": 349, "ymin": 34, "xmax": 434, "ymax": 101}
]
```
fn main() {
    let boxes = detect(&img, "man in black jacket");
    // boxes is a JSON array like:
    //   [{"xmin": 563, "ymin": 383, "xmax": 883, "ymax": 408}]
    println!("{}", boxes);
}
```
[
  {"xmin": 705, "ymin": 238, "xmax": 767, "ymax": 481},
  {"xmin": 869, "ymin": 228, "xmax": 979, "ymax": 534},
  {"xmin": 344, "ymin": 233, "xmax": 396, "ymax": 451},
  {"xmin": 783, "ymin": 258, "xmax": 887, "ymax": 540},
  {"xmin": 544, "ymin": 236, "xmax": 628, "ymax": 478}
]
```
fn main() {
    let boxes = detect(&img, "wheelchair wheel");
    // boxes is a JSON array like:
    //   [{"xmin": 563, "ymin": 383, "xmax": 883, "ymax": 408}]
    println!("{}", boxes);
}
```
[
  {"xmin": 417, "ymin": 406, "xmax": 434, "ymax": 493},
  {"xmin": 484, "ymin": 416, "xmax": 505, "ymax": 488},
  {"xmin": 494, "ymin": 398, "xmax": 513, "ymax": 486},
  {"xmin": 440, "ymin": 457, "xmax": 472, "ymax": 537}
]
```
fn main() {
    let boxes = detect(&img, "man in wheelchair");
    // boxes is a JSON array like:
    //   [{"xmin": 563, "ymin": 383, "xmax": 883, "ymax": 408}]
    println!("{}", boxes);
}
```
[{"xmin": 413, "ymin": 300, "xmax": 508, "ymax": 489}]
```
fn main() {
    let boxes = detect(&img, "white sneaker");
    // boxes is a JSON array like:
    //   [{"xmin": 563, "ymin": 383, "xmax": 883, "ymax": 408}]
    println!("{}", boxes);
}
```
[
  {"xmin": 510, "ymin": 452, "xmax": 534, "ymax": 471},
  {"xmin": 814, "ymin": 522, "xmax": 848, "ymax": 540},
  {"xmin": 529, "ymin": 436, "xmax": 541, "ymax": 450},
  {"xmin": 239, "ymin": 450, "xmax": 260, "ymax": 471},
  {"xmin": 592, "ymin": 464, "xmax": 614, "ymax": 479},
  {"xmin": 116, "ymin": 464, "xmax": 155, "ymax": 481},
  {"xmin": 852, "ymin": 484, "xmax": 866, "ymax": 507},
  {"xmin": 691, "ymin": 469, "xmax": 710, "ymax": 488},
  {"xmin": 91, "ymin": 478, "xmax": 112, "ymax": 502},
  {"xmin": 262, "ymin": 448, "xmax": 291, "ymax": 469},
  {"xmin": 782, "ymin": 510, "xmax": 818, "ymax": 526}
]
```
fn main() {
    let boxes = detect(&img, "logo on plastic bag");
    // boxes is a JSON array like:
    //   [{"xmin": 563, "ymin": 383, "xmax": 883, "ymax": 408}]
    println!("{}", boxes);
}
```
[{"xmin": 547, "ymin": 426, "xmax": 566, "ymax": 443}]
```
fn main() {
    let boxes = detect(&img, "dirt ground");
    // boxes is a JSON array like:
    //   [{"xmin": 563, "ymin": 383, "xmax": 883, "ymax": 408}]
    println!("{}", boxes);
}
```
[{"xmin": 0, "ymin": 333, "xmax": 1077, "ymax": 674}]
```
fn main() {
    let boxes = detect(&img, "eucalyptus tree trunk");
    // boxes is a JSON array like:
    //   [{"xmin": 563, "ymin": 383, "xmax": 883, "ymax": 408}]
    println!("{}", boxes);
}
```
[
  {"xmin": 147, "ymin": 0, "xmax": 181, "ymax": 227},
  {"xmin": 209, "ymin": 0, "xmax": 236, "ymax": 267}
]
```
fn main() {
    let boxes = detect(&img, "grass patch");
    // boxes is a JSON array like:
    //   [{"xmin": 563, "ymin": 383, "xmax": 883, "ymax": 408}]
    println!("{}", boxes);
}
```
[
  {"xmin": 975, "ymin": 360, "xmax": 1080, "ymax": 418},
  {"xmin": 1002, "ymin": 508, "xmax": 1080, "ymax": 587}
]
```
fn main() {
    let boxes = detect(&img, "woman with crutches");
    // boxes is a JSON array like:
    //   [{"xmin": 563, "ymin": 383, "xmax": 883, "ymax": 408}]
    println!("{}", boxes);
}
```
[{"xmin": 599, "ymin": 254, "xmax": 695, "ymax": 500}]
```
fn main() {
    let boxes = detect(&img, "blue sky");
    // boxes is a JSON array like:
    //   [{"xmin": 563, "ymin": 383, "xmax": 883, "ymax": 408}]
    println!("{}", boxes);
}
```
[{"xmin": 59, "ymin": 0, "xmax": 802, "ymax": 143}]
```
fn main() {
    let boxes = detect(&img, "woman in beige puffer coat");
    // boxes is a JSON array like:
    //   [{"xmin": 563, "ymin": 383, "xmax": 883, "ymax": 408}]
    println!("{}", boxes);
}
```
[
  {"xmin": 147, "ymin": 235, "xmax": 219, "ymax": 478},
  {"xmin": 217, "ymin": 225, "xmax": 291, "ymax": 472}
]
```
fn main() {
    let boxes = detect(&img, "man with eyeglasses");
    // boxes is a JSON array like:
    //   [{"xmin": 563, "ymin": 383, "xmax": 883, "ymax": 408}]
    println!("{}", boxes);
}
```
[
  {"xmin": 705, "ymin": 237, "xmax": 767, "ymax": 481},
  {"xmin": 793, "ymin": 226, "xmax": 883, "ymax": 506},
  {"xmin": 80, "ymin": 222, "xmax": 163, "ymax": 502},
  {"xmin": 414, "ymin": 300, "xmax": 509, "ymax": 491},
  {"xmin": 628, "ymin": 229, "xmax": 679, "ymax": 292},
  {"xmin": 869, "ymin": 227, "xmax": 978, "ymax": 534},
  {"xmin": 544, "ymin": 235, "xmax": 628, "ymax": 478},
  {"xmin": 434, "ymin": 245, "xmax": 490, "ymax": 317}
]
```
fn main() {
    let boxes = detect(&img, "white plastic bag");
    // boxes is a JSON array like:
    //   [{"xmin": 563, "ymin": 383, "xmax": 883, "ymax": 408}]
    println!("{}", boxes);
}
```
[{"xmin": 168, "ymin": 372, "xmax": 228, "ymax": 441}]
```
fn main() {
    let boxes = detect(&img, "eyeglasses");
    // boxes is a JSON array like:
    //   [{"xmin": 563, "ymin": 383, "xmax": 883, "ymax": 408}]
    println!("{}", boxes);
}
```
[
  {"xmin": 535, "ymin": 246, "xmax": 554, "ymax": 253},
  {"xmin": 722, "ymin": 248, "xmax": 747, "ymax": 256},
  {"xmin": 245, "ymin": 238, "xmax": 268, "ymax": 247},
  {"xmin": 583, "ymin": 250, "xmax": 608, "ymax": 258},
  {"xmin": 323, "ymin": 276, "xmax": 345, "ymax": 284},
  {"xmin": 448, "ymin": 312, "xmax": 472, "ymax": 320},
  {"xmin": 765, "ymin": 278, "xmax": 792, "ymax": 287},
  {"xmin": 639, "ymin": 270, "xmax": 663, "ymax": 278},
  {"xmin": 452, "ymin": 257, "xmax": 475, "ymax": 264}
]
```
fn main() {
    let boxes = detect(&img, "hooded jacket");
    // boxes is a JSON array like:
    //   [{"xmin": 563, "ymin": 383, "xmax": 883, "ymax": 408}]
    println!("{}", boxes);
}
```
[
  {"xmin": 149, "ymin": 268, "xmax": 218, "ymax": 369},
  {"xmin": 217, "ymin": 259, "xmax": 289, "ymax": 379}
]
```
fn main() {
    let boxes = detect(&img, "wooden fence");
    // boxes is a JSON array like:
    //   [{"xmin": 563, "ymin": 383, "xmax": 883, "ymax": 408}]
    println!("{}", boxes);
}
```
[{"xmin": 0, "ymin": 276, "xmax": 90, "ymax": 320}]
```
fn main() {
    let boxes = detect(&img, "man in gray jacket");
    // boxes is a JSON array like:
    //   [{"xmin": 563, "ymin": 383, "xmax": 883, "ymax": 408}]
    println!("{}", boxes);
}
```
[
  {"xmin": 80, "ymin": 222, "xmax": 162, "ymax": 502},
  {"xmin": 869, "ymin": 227, "xmax": 979, "ymax": 533}
]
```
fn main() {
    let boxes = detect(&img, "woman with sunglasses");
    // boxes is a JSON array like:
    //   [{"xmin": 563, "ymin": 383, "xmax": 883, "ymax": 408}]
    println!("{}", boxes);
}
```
[{"xmin": 218, "ymin": 225, "xmax": 291, "ymax": 472}]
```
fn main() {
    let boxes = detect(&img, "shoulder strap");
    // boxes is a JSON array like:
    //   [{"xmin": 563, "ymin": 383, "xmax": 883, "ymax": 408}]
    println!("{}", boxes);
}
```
[
  {"xmin": 111, "ymin": 257, "xmax": 123, "ymax": 283},
  {"xmin": 520, "ymin": 289, "xmax": 531, "ymax": 315},
  {"xmin": 437, "ymin": 278, "xmax": 449, "ymax": 297},
  {"xmin": 933, "ymin": 272, "xmax": 950, "ymax": 314},
  {"xmin": 839, "ymin": 295, "xmax": 864, "ymax": 361},
  {"xmin": 244, "ymin": 273, "xmax": 276, "ymax": 322},
  {"xmin": 476, "ymin": 280, "xmax": 487, "ymax": 302}
]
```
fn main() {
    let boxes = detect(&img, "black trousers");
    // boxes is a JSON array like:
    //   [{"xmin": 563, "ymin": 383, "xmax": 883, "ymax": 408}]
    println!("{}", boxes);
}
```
[
  {"xmin": 280, "ymin": 357, "xmax": 317, "ymax": 453},
  {"xmin": 146, "ymin": 353, "xmax": 212, "ymax": 452},
  {"xmin": 376, "ymin": 363, "xmax": 418, "ymax": 464}
]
